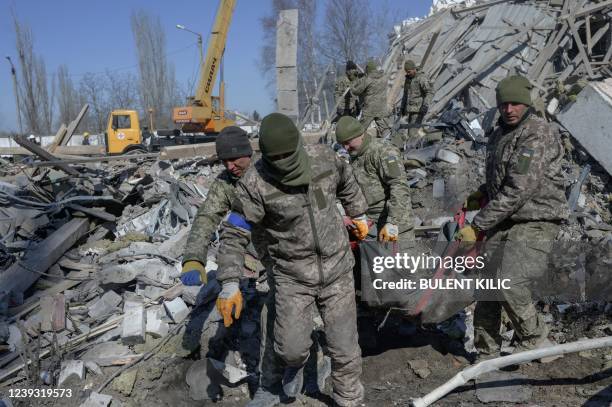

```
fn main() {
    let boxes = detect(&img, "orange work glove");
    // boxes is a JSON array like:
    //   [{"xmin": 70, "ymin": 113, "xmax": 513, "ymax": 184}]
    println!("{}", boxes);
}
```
[
  {"xmin": 350, "ymin": 215, "xmax": 369, "ymax": 240},
  {"xmin": 379, "ymin": 223, "xmax": 399, "ymax": 242},
  {"xmin": 216, "ymin": 282, "xmax": 242, "ymax": 327}
]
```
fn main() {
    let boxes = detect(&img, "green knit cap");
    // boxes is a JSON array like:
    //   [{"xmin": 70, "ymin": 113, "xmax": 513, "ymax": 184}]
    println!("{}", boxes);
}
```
[
  {"xmin": 496, "ymin": 75, "xmax": 532, "ymax": 106},
  {"xmin": 366, "ymin": 60, "xmax": 377, "ymax": 74},
  {"xmin": 404, "ymin": 60, "xmax": 416, "ymax": 70},
  {"xmin": 259, "ymin": 113, "xmax": 299, "ymax": 157},
  {"xmin": 335, "ymin": 116, "xmax": 364, "ymax": 143}
]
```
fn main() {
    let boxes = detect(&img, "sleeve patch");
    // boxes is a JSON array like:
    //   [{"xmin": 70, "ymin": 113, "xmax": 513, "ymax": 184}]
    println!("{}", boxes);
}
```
[
  {"xmin": 227, "ymin": 212, "xmax": 252, "ymax": 231},
  {"xmin": 516, "ymin": 148, "xmax": 535, "ymax": 174},
  {"xmin": 387, "ymin": 156, "xmax": 403, "ymax": 177}
]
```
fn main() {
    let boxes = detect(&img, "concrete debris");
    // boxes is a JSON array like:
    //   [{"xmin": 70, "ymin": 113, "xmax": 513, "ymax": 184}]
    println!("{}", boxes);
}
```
[
  {"xmin": 121, "ymin": 299, "xmax": 146, "ymax": 345},
  {"xmin": 79, "ymin": 392, "xmax": 113, "ymax": 407},
  {"xmin": 88, "ymin": 290, "xmax": 122, "ymax": 320},
  {"xmin": 58, "ymin": 360, "xmax": 85, "ymax": 386},
  {"xmin": 81, "ymin": 342, "xmax": 135, "ymax": 367},
  {"xmin": 145, "ymin": 306, "xmax": 169, "ymax": 338},
  {"xmin": 185, "ymin": 359, "xmax": 222, "ymax": 401},
  {"xmin": 209, "ymin": 356, "xmax": 249, "ymax": 384},
  {"xmin": 111, "ymin": 368, "xmax": 138, "ymax": 396},
  {"xmin": 163, "ymin": 297, "xmax": 189, "ymax": 324}
]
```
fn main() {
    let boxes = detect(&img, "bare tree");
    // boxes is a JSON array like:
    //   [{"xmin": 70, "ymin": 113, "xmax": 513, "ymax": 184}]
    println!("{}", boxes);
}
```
[
  {"xmin": 57, "ymin": 65, "xmax": 81, "ymax": 126},
  {"xmin": 12, "ymin": 12, "xmax": 54, "ymax": 134},
  {"xmin": 131, "ymin": 9, "xmax": 177, "ymax": 128},
  {"xmin": 105, "ymin": 70, "xmax": 138, "ymax": 110},
  {"xmin": 79, "ymin": 73, "xmax": 109, "ymax": 133},
  {"xmin": 320, "ymin": 0, "xmax": 371, "ymax": 64}
]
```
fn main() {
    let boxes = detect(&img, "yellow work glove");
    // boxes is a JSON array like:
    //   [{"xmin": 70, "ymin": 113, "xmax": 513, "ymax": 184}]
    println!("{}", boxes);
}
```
[
  {"xmin": 180, "ymin": 260, "xmax": 207, "ymax": 286},
  {"xmin": 216, "ymin": 282, "xmax": 243, "ymax": 327},
  {"xmin": 379, "ymin": 223, "xmax": 399, "ymax": 242},
  {"xmin": 464, "ymin": 190, "xmax": 484, "ymax": 211},
  {"xmin": 350, "ymin": 215, "xmax": 369, "ymax": 240},
  {"xmin": 456, "ymin": 225, "xmax": 479, "ymax": 242}
]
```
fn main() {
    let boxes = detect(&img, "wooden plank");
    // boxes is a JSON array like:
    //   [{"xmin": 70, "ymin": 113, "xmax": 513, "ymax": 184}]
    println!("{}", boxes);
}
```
[
  {"xmin": 13, "ymin": 136, "xmax": 80, "ymax": 176},
  {"xmin": 0, "ymin": 145, "xmax": 105, "ymax": 157},
  {"xmin": 0, "ymin": 218, "xmax": 89, "ymax": 297},
  {"xmin": 585, "ymin": 15, "xmax": 592, "ymax": 56},
  {"xmin": 30, "ymin": 152, "xmax": 160, "ymax": 167},
  {"xmin": 47, "ymin": 123, "xmax": 67, "ymax": 153},
  {"xmin": 568, "ymin": 18, "xmax": 595, "ymax": 78},
  {"xmin": 61, "ymin": 104, "xmax": 89, "ymax": 146}
]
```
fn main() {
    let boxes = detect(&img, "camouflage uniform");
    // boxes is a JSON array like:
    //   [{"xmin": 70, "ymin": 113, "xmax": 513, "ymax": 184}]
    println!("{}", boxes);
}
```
[
  {"xmin": 217, "ymin": 144, "xmax": 368, "ymax": 406},
  {"xmin": 349, "ymin": 129, "xmax": 414, "ymax": 251},
  {"xmin": 182, "ymin": 168, "xmax": 284, "ymax": 391},
  {"xmin": 183, "ymin": 170, "xmax": 238, "ymax": 265},
  {"xmin": 350, "ymin": 70, "xmax": 391, "ymax": 138},
  {"xmin": 334, "ymin": 74, "xmax": 358, "ymax": 119},
  {"xmin": 397, "ymin": 71, "xmax": 434, "ymax": 145},
  {"xmin": 472, "ymin": 110, "xmax": 569, "ymax": 354}
]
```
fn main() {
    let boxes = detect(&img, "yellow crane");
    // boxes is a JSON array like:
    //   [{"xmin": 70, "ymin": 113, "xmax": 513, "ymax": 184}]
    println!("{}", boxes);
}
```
[{"xmin": 173, "ymin": 0, "xmax": 236, "ymax": 133}]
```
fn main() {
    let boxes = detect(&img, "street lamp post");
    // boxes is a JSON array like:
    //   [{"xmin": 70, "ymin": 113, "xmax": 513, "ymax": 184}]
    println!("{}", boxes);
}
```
[
  {"xmin": 5, "ymin": 56, "xmax": 23, "ymax": 137},
  {"xmin": 176, "ymin": 24, "xmax": 203, "ymax": 65}
]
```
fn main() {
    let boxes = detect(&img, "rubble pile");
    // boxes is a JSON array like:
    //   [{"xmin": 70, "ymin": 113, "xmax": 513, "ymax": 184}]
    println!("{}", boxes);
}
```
[
  {"xmin": 379, "ymin": 0, "xmax": 612, "ymax": 238},
  {"xmin": 0, "ymin": 155, "xmax": 269, "ymax": 405}
]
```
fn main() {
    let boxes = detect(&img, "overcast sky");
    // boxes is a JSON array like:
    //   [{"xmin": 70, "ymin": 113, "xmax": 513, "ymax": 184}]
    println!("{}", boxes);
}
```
[{"xmin": 0, "ymin": 0, "xmax": 431, "ymax": 132}]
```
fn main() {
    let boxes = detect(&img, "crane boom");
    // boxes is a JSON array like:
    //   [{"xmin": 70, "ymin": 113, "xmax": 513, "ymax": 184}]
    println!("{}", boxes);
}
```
[{"xmin": 173, "ymin": 0, "xmax": 237, "ymax": 133}]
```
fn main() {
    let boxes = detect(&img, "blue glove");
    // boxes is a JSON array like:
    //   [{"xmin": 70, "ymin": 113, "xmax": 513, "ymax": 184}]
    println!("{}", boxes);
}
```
[{"xmin": 180, "ymin": 269, "xmax": 202, "ymax": 286}]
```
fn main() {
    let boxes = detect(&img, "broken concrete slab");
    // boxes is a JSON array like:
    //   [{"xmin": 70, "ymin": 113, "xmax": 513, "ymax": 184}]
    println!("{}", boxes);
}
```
[
  {"xmin": 145, "ymin": 306, "xmax": 169, "ymax": 338},
  {"xmin": 79, "ymin": 392, "xmax": 112, "ymax": 407},
  {"xmin": 558, "ymin": 79, "xmax": 612, "ymax": 176},
  {"xmin": 209, "ymin": 356, "xmax": 249, "ymax": 384},
  {"xmin": 58, "ymin": 360, "xmax": 85, "ymax": 386},
  {"xmin": 81, "ymin": 342, "xmax": 135, "ymax": 367},
  {"xmin": 88, "ymin": 290, "xmax": 122, "ymax": 320},
  {"xmin": 84, "ymin": 361, "xmax": 103, "ymax": 376},
  {"xmin": 163, "ymin": 297, "xmax": 189, "ymax": 323},
  {"xmin": 408, "ymin": 359, "xmax": 431, "ymax": 379},
  {"xmin": 121, "ymin": 299, "xmax": 146, "ymax": 345},
  {"xmin": 99, "ymin": 259, "xmax": 175, "ymax": 286},
  {"xmin": 475, "ymin": 370, "xmax": 532, "ymax": 403}
]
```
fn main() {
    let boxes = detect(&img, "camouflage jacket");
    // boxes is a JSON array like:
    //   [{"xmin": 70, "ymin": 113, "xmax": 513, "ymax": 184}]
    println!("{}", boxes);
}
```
[
  {"xmin": 350, "ymin": 70, "xmax": 389, "ymax": 118},
  {"xmin": 350, "ymin": 129, "xmax": 413, "ymax": 229},
  {"xmin": 182, "ymin": 170, "xmax": 238, "ymax": 266},
  {"xmin": 473, "ymin": 111, "xmax": 569, "ymax": 231},
  {"xmin": 334, "ymin": 74, "xmax": 356, "ymax": 114},
  {"xmin": 216, "ymin": 144, "xmax": 368, "ymax": 286},
  {"xmin": 400, "ymin": 72, "xmax": 433, "ymax": 115}
]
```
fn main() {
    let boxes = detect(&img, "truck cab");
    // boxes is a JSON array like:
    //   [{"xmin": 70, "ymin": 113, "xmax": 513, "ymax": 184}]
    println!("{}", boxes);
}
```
[{"xmin": 105, "ymin": 110, "xmax": 143, "ymax": 154}]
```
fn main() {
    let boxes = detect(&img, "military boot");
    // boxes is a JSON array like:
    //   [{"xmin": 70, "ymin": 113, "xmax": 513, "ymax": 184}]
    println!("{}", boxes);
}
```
[
  {"xmin": 246, "ymin": 386, "xmax": 281, "ymax": 407},
  {"xmin": 282, "ymin": 365, "xmax": 305, "ymax": 398}
]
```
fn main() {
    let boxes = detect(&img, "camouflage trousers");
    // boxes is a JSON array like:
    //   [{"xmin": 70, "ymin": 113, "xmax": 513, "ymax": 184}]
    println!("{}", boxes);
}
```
[
  {"xmin": 474, "ymin": 221, "xmax": 559, "ymax": 354},
  {"xmin": 361, "ymin": 114, "xmax": 392, "ymax": 140},
  {"xmin": 274, "ymin": 271, "xmax": 364, "ymax": 406},
  {"xmin": 258, "ymin": 281, "xmax": 284, "ymax": 388},
  {"xmin": 392, "ymin": 113, "xmax": 422, "ymax": 150}
]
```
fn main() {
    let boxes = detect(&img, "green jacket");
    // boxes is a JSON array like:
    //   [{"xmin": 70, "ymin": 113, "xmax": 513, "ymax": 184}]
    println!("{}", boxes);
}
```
[
  {"xmin": 473, "ymin": 111, "xmax": 569, "ymax": 231},
  {"xmin": 400, "ymin": 71, "xmax": 433, "ymax": 115},
  {"xmin": 350, "ymin": 70, "xmax": 389, "ymax": 118},
  {"xmin": 217, "ymin": 144, "xmax": 368, "ymax": 286},
  {"xmin": 350, "ymin": 129, "xmax": 413, "ymax": 229},
  {"xmin": 334, "ymin": 74, "xmax": 357, "ymax": 114}
]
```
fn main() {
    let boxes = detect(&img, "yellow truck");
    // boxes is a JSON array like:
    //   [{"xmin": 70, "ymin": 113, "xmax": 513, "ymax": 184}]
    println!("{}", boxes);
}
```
[{"xmin": 105, "ymin": 110, "xmax": 215, "ymax": 154}]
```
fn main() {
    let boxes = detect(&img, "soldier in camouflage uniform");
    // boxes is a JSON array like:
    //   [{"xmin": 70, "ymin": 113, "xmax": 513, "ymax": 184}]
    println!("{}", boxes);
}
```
[
  {"xmin": 349, "ymin": 60, "xmax": 392, "ymax": 138},
  {"xmin": 333, "ymin": 60, "xmax": 360, "ymax": 121},
  {"xmin": 458, "ymin": 75, "xmax": 569, "ymax": 357},
  {"xmin": 397, "ymin": 59, "xmax": 434, "ymax": 147},
  {"xmin": 215, "ymin": 113, "xmax": 369, "ymax": 407},
  {"xmin": 181, "ymin": 128, "xmax": 284, "ymax": 405},
  {"xmin": 335, "ymin": 116, "xmax": 414, "ymax": 251}
]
